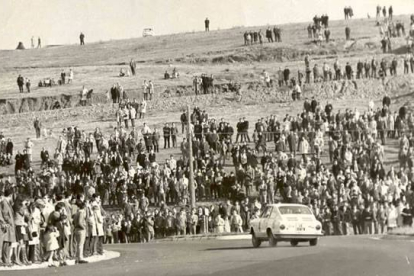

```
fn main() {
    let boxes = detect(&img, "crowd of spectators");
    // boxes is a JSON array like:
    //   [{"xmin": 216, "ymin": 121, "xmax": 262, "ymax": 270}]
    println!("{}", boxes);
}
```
[
  {"xmin": 1, "ymin": 85, "xmax": 414, "ymax": 268},
  {"xmin": 0, "ymin": 133, "xmax": 13, "ymax": 167},
  {"xmin": 267, "ymin": 54, "xmax": 414, "ymax": 94}
]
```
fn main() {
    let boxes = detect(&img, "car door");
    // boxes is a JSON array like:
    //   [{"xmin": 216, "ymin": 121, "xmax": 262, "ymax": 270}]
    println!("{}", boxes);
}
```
[{"xmin": 258, "ymin": 206, "xmax": 273, "ymax": 237}]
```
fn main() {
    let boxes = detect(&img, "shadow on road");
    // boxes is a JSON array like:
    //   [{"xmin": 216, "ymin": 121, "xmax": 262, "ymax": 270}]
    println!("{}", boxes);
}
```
[
  {"xmin": 205, "ymin": 245, "xmax": 296, "ymax": 251},
  {"xmin": 205, "ymin": 246, "xmax": 258, "ymax": 251}
]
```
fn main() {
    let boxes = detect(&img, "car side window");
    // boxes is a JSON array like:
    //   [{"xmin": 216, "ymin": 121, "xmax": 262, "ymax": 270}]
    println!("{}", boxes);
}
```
[
  {"xmin": 270, "ymin": 209, "xmax": 278, "ymax": 219},
  {"xmin": 261, "ymin": 207, "xmax": 272, "ymax": 218}
]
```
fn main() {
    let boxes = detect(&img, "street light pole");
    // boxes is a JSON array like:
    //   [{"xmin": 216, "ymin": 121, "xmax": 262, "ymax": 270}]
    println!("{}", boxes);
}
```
[{"xmin": 187, "ymin": 105, "xmax": 196, "ymax": 209}]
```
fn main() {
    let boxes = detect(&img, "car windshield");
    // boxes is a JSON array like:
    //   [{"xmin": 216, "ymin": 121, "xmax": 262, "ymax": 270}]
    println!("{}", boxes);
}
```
[{"xmin": 278, "ymin": 206, "xmax": 312, "ymax": 215}]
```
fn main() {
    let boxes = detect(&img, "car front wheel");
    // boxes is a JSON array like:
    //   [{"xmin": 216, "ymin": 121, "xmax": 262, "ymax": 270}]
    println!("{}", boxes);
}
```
[
  {"xmin": 309, "ymin": 239, "xmax": 318, "ymax": 246},
  {"xmin": 252, "ymin": 233, "xmax": 261, "ymax": 248},
  {"xmin": 267, "ymin": 230, "xmax": 277, "ymax": 247},
  {"xmin": 290, "ymin": 240, "xmax": 298, "ymax": 247}
]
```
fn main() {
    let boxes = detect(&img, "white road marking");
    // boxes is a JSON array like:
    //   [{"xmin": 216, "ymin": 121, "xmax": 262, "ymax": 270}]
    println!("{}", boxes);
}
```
[
  {"xmin": 406, "ymin": 256, "xmax": 410, "ymax": 265},
  {"xmin": 369, "ymin": 237, "xmax": 381, "ymax": 240}
]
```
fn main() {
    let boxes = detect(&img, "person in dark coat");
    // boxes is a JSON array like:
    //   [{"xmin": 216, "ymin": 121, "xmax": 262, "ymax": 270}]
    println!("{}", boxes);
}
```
[
  {"xmin": 17, "ymin": 75, "xmax": 24, "ymax": 93},
  {"xmin": 266, "ymin": 28, "xmax": 273, "ymax": 43},
  {"xmin": 129, "ymin": 59, "xmax": 137, "ymax": 76},
  {"xmin": 283, "ymin": 67, "xmax": 290, "ymax": 85},
  {"xmin": 33, "ymin": 117, "xmax": 42, "ymax": 139},
  {"xmin": 163, "ymin": 123, "xmax": 171, "ymax": 149},
  {"xmin": 80, "ymin": 32, "xmax": 85, "ymax": 45},
  {"xmin": 204, "ymin": 18, "xmax": 210, "ymax": 32},
  {"xmin": 382, "ymin": 94, "xmax": 391, "ymax": 107},
  {"xmin": 345, "ymin": 26, "xmax": 351, "ymax": 40},
  {"xmin": 110, "ymin": 84, "xmax": 118, "ymax": 104}
]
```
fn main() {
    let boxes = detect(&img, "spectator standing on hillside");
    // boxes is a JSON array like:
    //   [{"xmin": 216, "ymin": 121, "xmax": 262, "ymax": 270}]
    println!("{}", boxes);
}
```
[
  {"xmin": 80, "ymin": 33, "xmax": 85, "ymax": 45},
  {"xmin": 180, "ymin": 111, "xmax": 187, "ymax": 133},
  {"xmin": 61, "ymin": 69, "xmax": 66, "ymax": 84},
  {"xmin": 37, "ymin": 37, "xmax": 41, "ymax": 48},
  {"xmin": 163, "ymin": 123, "xmax": 171, "ymax": 149},
  {"xmin": 34, "ymin": 117, "xmax": 42, "ymax": 138},
  {"xmin": 324, "ymin": 28, "xmax": 331, "ymax": 43},
  {"xmin": 148, "ymin": 80, "xmax": 154, "ymax": 100},
  {"xmin": 382, "ymin": 6, "xmax": 387, "ymax": 18},
  {"xmin": 130, "ymin": 59, "xmax": 137, "ymax": 76},
  {"xmin": 24, "ymin": 137, "xmax": 33, "ymax": 163},
  {"xmin": 193, "ymin": 76, "xmax": 201, "ymax": 95},
  {"xmin": 345, "ymin": 26, "xmax": 351, "ymax": 40},
  {"xmin": 171, "ymin": 123, "xmax": 179, "ymax": 148},
  {"xmin": 139, "ymin": 99, "xmax": 147, "ymax": 119},
  {"xmin": 143, "ymin": 80, "xmax": 148, "ymax": 100},
  {"xmin": 110, "ymin": 84, "xmax": 118, "ymax": 105},
  {"xmin": 376, "ymin": 5, "xmax": 381, "ymax": 21},
  {"xmin": 80, "ymin": 86, "xmax": 88, "ymax": 106},
  {"xmin": 266, "ymin": 27, "xmax": 273, "ymax": 43},
  {"xmin": 26, "ymin": 78, "xmax": 31, "ymax": 93},
  {"xmin": 258, "ymin": 30, "xmax": 263, "ymax": 44},
  {"xmin": 388, "ymin": 6, "xmax": 393, "ymax": 20},
  {"xmin": 17, "ymin": 75, "xmax": 24, "ymax": 93},
  {"xmin": 205, "ymin": 18, "xmax": 210, "ymax": 32},
  {"xmin": 68, "ymin": 69, "xmax": 74, "ymax": 83},
  {"xmin": 31, "ymin": 36, "xmax": 35, "ymax": 48}
]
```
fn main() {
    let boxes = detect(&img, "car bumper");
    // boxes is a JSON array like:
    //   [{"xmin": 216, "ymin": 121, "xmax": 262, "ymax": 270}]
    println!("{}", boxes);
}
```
[{"xmin": 273, "ymin": 234, "xmax": 323, "ymax": 241}]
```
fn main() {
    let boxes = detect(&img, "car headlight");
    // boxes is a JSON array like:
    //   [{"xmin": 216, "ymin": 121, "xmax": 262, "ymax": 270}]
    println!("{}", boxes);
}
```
[
  {"xmin": 280, "ymin": 224, "xmax": 285, "ymax": 230},
  {"xmin": 316, "ymin": 225, "xmax": 321, "ymax": 230}
]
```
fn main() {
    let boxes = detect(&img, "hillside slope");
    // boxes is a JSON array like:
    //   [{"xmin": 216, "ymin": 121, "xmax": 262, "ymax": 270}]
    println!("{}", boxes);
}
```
[{"xmin": 0, "ymin": 15, "xmax": 411, "ymax": 114}]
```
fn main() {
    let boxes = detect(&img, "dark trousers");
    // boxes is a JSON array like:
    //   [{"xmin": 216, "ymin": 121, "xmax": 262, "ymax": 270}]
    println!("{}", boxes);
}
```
[
  {"xmin": 96, "ymin": 236, "xmax": 104, "ymax": 254},
  {"xmin": 164, "ymin": 136, "xmax": 170, "ymax": 148},
  {"xmin": 236, "ymin": 133, "xmax": 242, "ymax": 143},
  {"xmin": 352, "ymin": 221, "xmax": 361, "ymax": 235},
  {"xmin": 2, "ymin": 242, "xmax": 11, "ymax": 263},
  {"xmin": 172, "ymin": 135, "xmax": 177, "ymax": 147},
  {"xmin": 19, "ymin": 85, "xmax": 24, "ymax": 93},
  {"xmin": 242, "ymin": 131, "xmax": 251, "ymax": 142},
  {"xmin": 35, "ymin": 127, "xmax": 41, "ymax": 138},
  {"xmin": 153, "ymin": 142, "xmax": 159, "ymax": 153}
]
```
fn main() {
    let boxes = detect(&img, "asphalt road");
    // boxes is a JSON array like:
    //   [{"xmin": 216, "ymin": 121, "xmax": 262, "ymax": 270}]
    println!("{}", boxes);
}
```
[{"xmin": 3, "ymin": 236, "xmax": 414, "ymax": 276}]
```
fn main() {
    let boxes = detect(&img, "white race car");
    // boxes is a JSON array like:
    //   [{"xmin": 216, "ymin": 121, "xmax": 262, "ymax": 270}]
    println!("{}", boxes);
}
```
[{"xmin": 250, "ymin": 203, "xmax": 322, "ymax": 248}]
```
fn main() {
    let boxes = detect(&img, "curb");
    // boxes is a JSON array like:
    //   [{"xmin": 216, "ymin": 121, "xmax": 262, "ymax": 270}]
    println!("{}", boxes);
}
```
[{"xmin": 0, "ymin": 250, "xmax": 120, "ymax": 271}]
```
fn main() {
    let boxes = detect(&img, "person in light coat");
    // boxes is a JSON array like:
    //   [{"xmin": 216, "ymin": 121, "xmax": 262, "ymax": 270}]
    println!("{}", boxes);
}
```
[
  {"xmin": 85, "ymin": 201, "xmax": 97, "ymax": 256},
  {"xmin": 93, "ymin": 201, "xmax": 105, "ymax": 255},
  {"xmin": 1, "ymin": 190, "xmax": 17, "ymax": 266},
  {"xmin": 140, "ymin": 100, "xmax": 147, "ymax": 119},
  {"xmin": 299, "ymin": 136, "xmax": 309, "ymax": 158}
]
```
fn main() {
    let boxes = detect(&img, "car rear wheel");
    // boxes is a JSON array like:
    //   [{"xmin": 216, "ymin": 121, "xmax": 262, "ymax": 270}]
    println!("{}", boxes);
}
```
[
  {"xmin": 252, "ymin": 233, "xmax": 261, "ymax": 248},
  {"xmin": 267, "ymin": 230, "xmax": 277, "ymax": 247},
  {"xmin": 309, "ymin": 239, "xmax": 318, "ymax": 246},
  {"xmin": 290, "ymin": 240, "xmax": 298, "ymax": 247}
]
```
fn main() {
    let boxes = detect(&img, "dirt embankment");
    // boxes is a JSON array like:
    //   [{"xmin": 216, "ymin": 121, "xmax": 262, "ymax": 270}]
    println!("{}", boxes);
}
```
[{"xmin": 0, "ymin": 75, "xmax": 411, "ymax": 115}]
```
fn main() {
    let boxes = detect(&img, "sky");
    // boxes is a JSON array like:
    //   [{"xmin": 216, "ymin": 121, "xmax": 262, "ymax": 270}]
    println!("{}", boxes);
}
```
[{"xmin": 0, "ymin": 0, "xmax": 413, "ymax": 50}]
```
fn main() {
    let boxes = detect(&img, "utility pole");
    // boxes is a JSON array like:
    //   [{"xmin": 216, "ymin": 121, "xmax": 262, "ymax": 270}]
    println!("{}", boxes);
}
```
[{"xmin": 187, "ymin": 105, "xmax": 196, "ymax": 209}]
